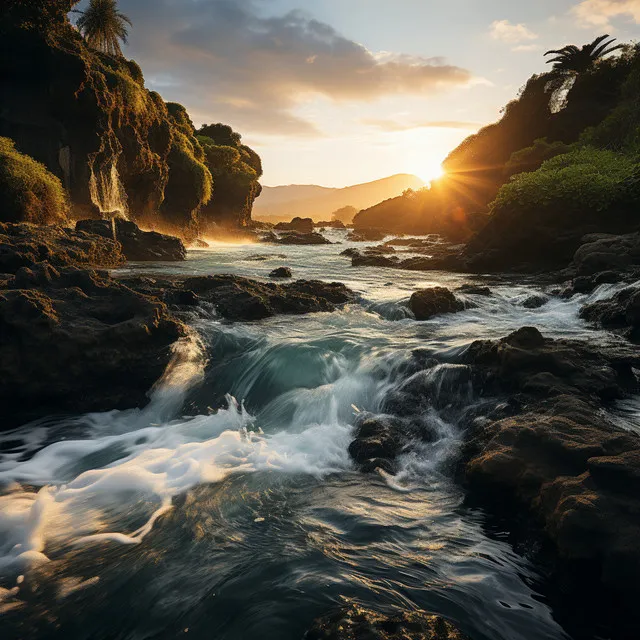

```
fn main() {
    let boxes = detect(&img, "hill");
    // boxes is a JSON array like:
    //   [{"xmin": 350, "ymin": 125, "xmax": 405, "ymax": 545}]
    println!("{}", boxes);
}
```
[{"xmin": 253, "ymin": 174, "xmax": 425, "ymax": 222}]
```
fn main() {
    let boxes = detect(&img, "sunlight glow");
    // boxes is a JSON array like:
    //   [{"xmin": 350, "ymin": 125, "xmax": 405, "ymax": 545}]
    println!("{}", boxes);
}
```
[{"xmin": 420, "ymin": 162, "xmax": 445, "ymax": 183}]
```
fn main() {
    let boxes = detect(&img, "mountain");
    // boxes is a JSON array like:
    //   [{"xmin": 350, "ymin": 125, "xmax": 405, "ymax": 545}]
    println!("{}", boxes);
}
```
[{"xmin": 253, "ymin": 174, "xmax": 425, "ymax": 222}]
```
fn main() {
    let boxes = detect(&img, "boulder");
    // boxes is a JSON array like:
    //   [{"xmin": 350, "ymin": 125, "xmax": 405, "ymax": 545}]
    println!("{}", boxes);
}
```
[
  {"xmin": 274, "ymin": 217, "xmax": 314, "ymax": 233},
  {"xmin": 348, "ymin": 415, "xmax": 405, "ymax": 470},
  {"xmin": 314, "ymin": 220, "xmax": 346, "ymax": 229},
  {"xmin": 409, "ymin": 287, "xmax": 464, "ymax": 320},
  {"xmin": 304, "ymin": 604, "xmax": 469, "ymax": 640},
  {"xmin": 269, "ymin": 266, "xmax": 292, "ymax": 279},
  {"xmin": 76, "ymin": 219, "xmax": 186, "ymax": 261},
  {"xmin": 571, "ymin": 233, "xmax": 640, "ymax": 277},
  {"xmin": 274, "ymin": 231, "xmax": 332, "ymax": 245},
  {"xmin": 340, "ymin": 248, "xmax": 361, "ymax": 258},
  {"xmin": 580, "ymin": 286, "xmax": 640, "ymax": 342},
  {"xmin": 347, "ymin": 228, "xmax": 387, "ymax": 242},
  {"xmin": 352, "ymin": 254, "xmax": 399, "ymax": 268},
  {"xmin": 457, "ymin": 284, "xmax": 492, "ymax": 296},
  {"xmin": 522, "ymin": 294, "xmax": 549, "ymax": 309},
  {"xmin": 0, "ymin": 263, "xmax": 185, "ymax": 428}
]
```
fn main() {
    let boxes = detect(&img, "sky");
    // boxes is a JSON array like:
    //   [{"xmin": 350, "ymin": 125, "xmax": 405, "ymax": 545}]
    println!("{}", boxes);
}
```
[{"xmin": 108, "ymin": 0, "xmax": 640, "ymax": 186}]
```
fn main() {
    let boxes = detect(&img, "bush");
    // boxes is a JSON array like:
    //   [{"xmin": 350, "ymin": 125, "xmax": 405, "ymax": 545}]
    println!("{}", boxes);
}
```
[
  {"xmin": 0, "ymin": 136, "xmax": 69, "ymax": 224},
  {"xmin": 505, "ymin": 138, "xmax": 571, "ymax": 177}
]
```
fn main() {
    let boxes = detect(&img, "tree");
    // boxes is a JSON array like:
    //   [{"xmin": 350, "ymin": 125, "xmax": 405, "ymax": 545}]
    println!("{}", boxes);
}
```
[
  {"xmin": 75, "ymin": 0, "xmax": 131, "ymax": 56},
  {"xmin": 545, "ymin": 35, "xmax": 624, "ymax": 73}
]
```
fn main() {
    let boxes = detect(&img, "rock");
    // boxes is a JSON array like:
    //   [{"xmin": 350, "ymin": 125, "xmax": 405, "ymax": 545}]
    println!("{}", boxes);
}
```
[
  {"xmin": 269, "ymin": 266, "xmax": 292, "ymax": 279},
  {"xmin": 364, "ymin": 245, "xmax": 396, "ymax": 254},
  {"xmin": 347, "ymin": 228, "xmax": 387, "ymax": 242},
  {"xmin": 580, "ymin": 286, "xmax": 640, "ymax": 342},
  {"xmin": 352, "ymin": 254, "xmax": 399, "ymax": 268},
  {"xmin": 409, "ymin": 287, "xmax": 464, "ymax": 320},
  {"xmin": 571, "ymin": 270, "xmax": 622, "ymax": 295},
  {"xmin": 340, "ymin": 248, "xmax": 361, "ymax": 258},
  {"xmin": 191, "ymin": 238, "xmax": 209, "ymax": 248},
  {"xmin": 348, "ymin": 415, "xmax": 405, "ymax": 469},
  {"xmin": 522, "ymin": 294, "xmax": 549, "ymax": 309},
  {"xmin": 76, "ymin": 219, "xmax": 186, "ymax": 261},
  {"xmin": 245, "ymin": 253, "xmax": 287, "ymax": 262},
  {"xmin": 314, "ymin": 220, "xmax": 346, "ymax": 229},
  {"xmin": 571, "ymin": 233, "xmax": 640, "ymax": 277},
  {"xmin": 274, "ymin": 232, "xmax": 332, "ymax": 245},
  {"xmin": 304, "ymin": 604, "xmax": 469, "ymax": 640},
  {"xmin": 0, "ymin": 263, "xmax": 185, "ymax": 428},
  {"xmin": 274, "ymin": 217, "xmax": 314, "ymax": 233},
  {"xmin": 0, "ymin": 222, "xmax": 124, "ymax": 274},
  {"xmin": 180, "ymin": 274, "xmax": 354, "ymax": 321},
  {"xmin": 457, "ymin": 284, "xmax": 492, "ymax": 296}
]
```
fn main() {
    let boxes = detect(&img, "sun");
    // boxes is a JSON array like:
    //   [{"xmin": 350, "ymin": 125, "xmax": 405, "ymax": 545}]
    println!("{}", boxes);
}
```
[{"xmin": 419, "ymin": 162, "xmax": 445, "ymax": 184}]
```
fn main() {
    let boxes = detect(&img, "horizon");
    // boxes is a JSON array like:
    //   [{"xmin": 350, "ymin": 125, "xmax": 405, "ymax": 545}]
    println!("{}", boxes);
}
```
[{"xmin": 74, "ymin": 0, "xmax": 640, "ymax": 187}]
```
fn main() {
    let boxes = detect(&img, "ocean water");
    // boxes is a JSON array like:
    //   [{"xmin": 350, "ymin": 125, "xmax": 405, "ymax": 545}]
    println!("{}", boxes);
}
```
[{"xmin": 1, "ymin": 229, "xmax": 637, "ymax": 639}]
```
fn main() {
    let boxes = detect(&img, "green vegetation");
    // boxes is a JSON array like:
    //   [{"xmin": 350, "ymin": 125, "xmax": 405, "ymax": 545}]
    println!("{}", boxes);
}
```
[
  {"xmin": 75, "ymin": 0, "xmax": 131, "ymax": 57},
  {"xmin": 0, "ymin": 137, "xmax": 69, "ymax": 224},
  {"xmin": 504, "ymin": 138, "xmax": 570, "ymax": 177},
  {"xmin": 545, "ymin": 35, "xmax": 624, "ymax": 73}
]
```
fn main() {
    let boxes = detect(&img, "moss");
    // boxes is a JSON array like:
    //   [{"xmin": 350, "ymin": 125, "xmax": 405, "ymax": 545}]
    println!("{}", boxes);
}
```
[{"xmin": 0, "ymin": 137, "xmax": 69, "ymax": 224}]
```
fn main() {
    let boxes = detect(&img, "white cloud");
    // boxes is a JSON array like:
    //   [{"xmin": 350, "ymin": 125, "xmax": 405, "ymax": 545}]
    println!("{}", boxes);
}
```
[
  {"xmin": 489, "ymin": 20, "xmax": 538, "ymax": 44},
  {"xmin": 512, "ymin": 44, "xmax": 541, "ymax": 52},
  {"xmin": 573, "ymin": 0, "xmax": 640, "ymax": 27}
]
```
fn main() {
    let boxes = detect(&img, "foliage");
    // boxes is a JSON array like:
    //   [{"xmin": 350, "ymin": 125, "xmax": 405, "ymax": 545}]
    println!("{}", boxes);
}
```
[
  {"xmin": 331, "ymin": 205, "xmax": 358, "ymax": 224},
  {"xmin": 1, "ymin": 1, "xmax": 79, "ymax": 34},
  {"xmin": 0, "ymin": 137, "xmax": 69, "ymax": 224},
  {"xmin": 76, "ymin": 0, "xmax": 131, "ymax": 57},
  {"xmin": 490, "ymin": 147, "xmax": 639, "ymax": 222},
  {"xmin": 545, "ymin": 35, "xmax": 624, "ymax": 73},
  {"xmin": 505, "ymin": 138, "xmax": 571, "ymax": 177},
  {"xmin": 198, "ymin": 124, "xmax": 242, "ymax": 148}
]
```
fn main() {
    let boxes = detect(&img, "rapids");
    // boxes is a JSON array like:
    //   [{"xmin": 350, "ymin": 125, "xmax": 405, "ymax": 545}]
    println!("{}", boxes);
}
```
[{"xmin": 1, "ymin": 229, "xmax": 637, "ymax": 639}]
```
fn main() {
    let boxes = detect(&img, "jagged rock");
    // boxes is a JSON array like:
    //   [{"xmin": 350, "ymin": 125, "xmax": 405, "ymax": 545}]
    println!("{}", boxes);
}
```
[
  {"xmin": 179, "ymin": 274, "xmax": 353, "ymax": 321},
  {"xmin": 348, "ymin": 415, "xmax": 405, "ymax": 469},
  {"xmin": 409, "ymin": 287, "xmax": 464, "ymax": 320},
  {"xmin": 304, "ymin": 604, "xmax": 469, "ymax": 640},
  {"xmin": 274, "ymin": 217, "xmax": 314, "ymax": 233},
  {"xmin": 0, "ymin": 222, "xmax": 124, "ymax": 274},
  {"xmin": 352, "ymin": 254, "xmax": 399, "ymax": 268},
  {"xmin": 274, "ymin": 231, "xmax": 332, "ymax": 245},
  {"xmin": 571, "ymin": 271, "xmax": 622, "ymax": 294},
  {"xmin": 457, "ymin": 284, "xmax": 492, "ymax": 296},
  {"xmin": 0, "ymin": 263, "xmax": 185, "ymax": 428},
  {"xmin": 580, "ymin": 286, "xmax": 640, "ymax": 342},
  {"xmin": 269, "ymin": 266, "xmax": 292, "ymax": 278},
  {"xmin": 76, "ymin": 219, "xmax": 186, "ymax": 261},
  {"xmin": 347, "ymin": 228, "xmax": 387, "ymax": 242}
]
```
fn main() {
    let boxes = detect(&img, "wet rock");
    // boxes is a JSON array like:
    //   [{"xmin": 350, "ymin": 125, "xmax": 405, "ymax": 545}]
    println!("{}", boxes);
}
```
[
  {"xmin": 409, "ymin": 287, "xmax": 464, "ymax": 320},
  {"xmin": 0, "ymin": 264, "xmax": 185, "ymax": 428},
  {"xmin": 571, "ymin": 270, "xmax": 622, "ymax": 295},
  {"xmin": 457, "ymin": 284, "xmax": 491, "ymax": 296},
  {"xmin": 352, "ymin": 254, "xmax": 399, "ymax": 268},
  {"xmin": 315, "ymin": 220, "xmax": 346, "ymax": 229},
  {"xmin": 365, "ymin": 245, "xmax": 396, "ymax": 255},
  {"xmin": 348, "ymin": 415, "xmax": 405, "ymax": 468},
  {"xmin": 0, "ymin": 222, "xmax": 124, "ymax": 274},
  {"xmin": 76, "ymin": 219, "xmax": 186, "ymax": 261},
  {"xmin": 571, "ymin": 232, "xmax": 640, "ymax": 277},
  {"xmin": 305, "ymin": 603, "xmax": 469, "ymax": 640},
  {"xmin": 340, "ymin": 248, "xmax": 361, "ymax": 258},
  {"xmin": 269, "ymin": 266, "xmax": 292, "ymax": 279},
  {"xmin": 580, "ymin": 286, "xmax": 640, "ymax": 342},
  {"xmin": 522, "ymin": 294, "xmax": 549, "ymax": 309},
  {"xmin": 245, "ymin": 253, "xmax": 287, "ymax": 262},
  {"xmin": 347, "ymin": 228, "xmax": 387, "ymax": 242},
  {"xmin": 274, "ymin": 232, "xmax": 332, "ymax": 245},
  {"xmin": 274, "ymin": 216, "xmax": 314, "ymax": 233},
  {"xmin": 180, "ymin": 274, "xmax": 354, "ymax": 321}
]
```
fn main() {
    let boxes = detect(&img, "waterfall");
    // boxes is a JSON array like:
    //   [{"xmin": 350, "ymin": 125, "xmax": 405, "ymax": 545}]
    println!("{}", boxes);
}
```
[{"xmin": 89, "ymin": 160, "xmax": 129, "ymax": 219}]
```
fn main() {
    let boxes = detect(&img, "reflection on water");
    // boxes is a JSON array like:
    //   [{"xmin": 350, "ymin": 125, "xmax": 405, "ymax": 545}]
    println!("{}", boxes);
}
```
[{"xmin": 1, "ymin": 230, "xmax": 634, "ymax": 639}]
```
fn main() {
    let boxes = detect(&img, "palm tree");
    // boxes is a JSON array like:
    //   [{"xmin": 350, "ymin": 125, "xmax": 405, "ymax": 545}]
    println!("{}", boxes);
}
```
[
  {"xmin": 75, "ymin": 0, "xmax": 132, "ymax": 57},
  {"xmin": 544, "ymin": 35, "xmax": 624, "ymax": 73}
]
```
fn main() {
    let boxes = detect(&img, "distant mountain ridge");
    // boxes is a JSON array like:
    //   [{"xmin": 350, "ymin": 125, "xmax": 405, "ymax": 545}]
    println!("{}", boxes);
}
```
[{"xmin": 253, "ymin": 174, "xmax": 425, "ymax": 221}]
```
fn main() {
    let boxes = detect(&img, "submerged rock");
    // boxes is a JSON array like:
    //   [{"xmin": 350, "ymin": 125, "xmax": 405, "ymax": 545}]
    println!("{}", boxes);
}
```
[
  {"xmin": 0, "ymin": 263, "xmax": 185, "ymax": 428},
  {"xmin": 409, "ymin": 287, "xmax": 464, "ymax": 320},
  {"xmin": 352, "ymin": 254, "xmax": 399, "ymax": 268},
  {"xmin": 76, "ymin": 219, "xmax": 186, "ymax": 261},
  {"xmin": 457, "ymin": 284, "xmax": 492, "ymax": 296},
  {"xmin": 273, "ymin": 231, "xmax": 332, "ymax": 245},
  {"xmin": 305, "ymin": 604, "xmax": 469, "ymax": 640},
  {"xmin": 269, "ymin": 266, "xmax": 292, "ymax": 278},
  {"xmin": 522, "ymin": 294, "xmax": 549, "ymax": 309},
  {"xmin": 347, "ymin": 228, "xmax": 387, "ymax": 242}
]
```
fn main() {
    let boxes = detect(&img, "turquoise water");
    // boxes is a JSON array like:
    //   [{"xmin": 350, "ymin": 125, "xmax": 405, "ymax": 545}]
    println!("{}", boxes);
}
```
[{"xmin": 0, "ymin": 230, "xmax": 634, "ymax": 639}]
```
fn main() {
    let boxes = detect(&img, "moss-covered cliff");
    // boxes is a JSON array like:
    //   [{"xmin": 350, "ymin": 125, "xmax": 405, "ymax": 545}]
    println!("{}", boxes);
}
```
[{"xmin": 0, "ymin": 2, "xmax": 261, "ymax": 233}]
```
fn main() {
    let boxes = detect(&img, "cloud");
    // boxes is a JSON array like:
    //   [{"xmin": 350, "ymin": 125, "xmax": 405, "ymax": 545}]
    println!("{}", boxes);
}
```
[
  {"xmin": 572, "ymin": 0, "xmax": 640, "ymax": 27},
  {"xmin": 361, "ymin": 119, "xmax": 482, "ymax": 132},
  {"xmin": 489, "ymin": 19, "xmax": 539, "ymax": 44},
  {"xmin": 117, "ymin": 0, "xmax": 473, "ymax": 136},
  {"xmin": 512, "ymin": 44, "xmax": 542, "ymax": 52}
]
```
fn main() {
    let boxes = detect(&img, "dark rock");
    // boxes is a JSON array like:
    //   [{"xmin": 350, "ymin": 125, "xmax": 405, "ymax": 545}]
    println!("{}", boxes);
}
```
[
  {"xmin": 274, "ymin": 232, "xmax": 331, "ymax": 245},
  {"xmin": 348, "ymin": 415, "xmax": 405, "ymax": 467},
  {"xmin": 340, "ymin": 248, "xmax": 361, "ymax": 258},
  {"xmin": 274, "ymin": 217, "xmax": 314, "ymax": 233},
  {"xmin": 304, "ymin": 604, "xmax": 469, "ymax": 640},
  {"xmin": 314, "ymin": 220, "xmax": 346, "ymax": 229},
  {"xmin": 0, "ymin": 264, "xmax": 185, "ymax": 428},
  {"xmin": 76, "ymin": 219, "xmax": 186, "ymax": 261},
  {"xmin": 572, "ymin": 233, "xmax": 640, "ymax": 276},
  {"xmin": 352, "ymin": 254, "xmax": 399, "ymax": 268},
  {"xmin": 457, "ymin": 284, "xmax": 492, "ymax": 296},
  {"xmin": 580, "ymin": 286, "xmax": 640, "ymax": 342},
  {"xmin": 180, "ymin": 274, "xmax": 354, "ymax": 321},
  {"xmin": 0, "ymin": 222, "xmax": 124, "ymax": 274},
  {"xmin": 347, "ymin": 228, "xmax": 387, "ymax": 242},
  {"xmin": 269, "ymin": 266, "xmax": 292, "ymax": 279},
  {"xmin": 522, "ymin": 294, "xmax": 549, "ymax": 309},
  {"xmin": 364, "ymin": 245, "xmax": 396, "ymax": 254},
  {"xmin": 409, "ymin": 287, "xmax": 464, "ymax": 320}
]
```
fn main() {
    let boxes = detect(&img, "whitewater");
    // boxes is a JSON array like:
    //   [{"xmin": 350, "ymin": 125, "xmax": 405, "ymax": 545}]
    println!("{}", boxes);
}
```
[{"xmin": 1, "ymin": 228, "xmax": 636, "ymax": 639}]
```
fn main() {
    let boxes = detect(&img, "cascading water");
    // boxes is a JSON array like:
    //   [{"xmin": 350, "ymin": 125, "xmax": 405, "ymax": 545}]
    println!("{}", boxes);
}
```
[
  {"xmin": 1, "ymin": 228, "xmax": 638, "ymax": 639},
  {"xmin": 88, "ymin": 159, "xmax": 129, "ymax": 219}
]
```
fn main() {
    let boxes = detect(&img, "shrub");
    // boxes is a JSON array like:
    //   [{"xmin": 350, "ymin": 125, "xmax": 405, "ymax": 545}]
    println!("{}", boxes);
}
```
[
  {"xmin": 0, "ymin": 137, "xmax": 69, "ymax": 224},
  {"xmin": 505, "ymin": 138, "xmax": 571, "ymax": 177}
]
